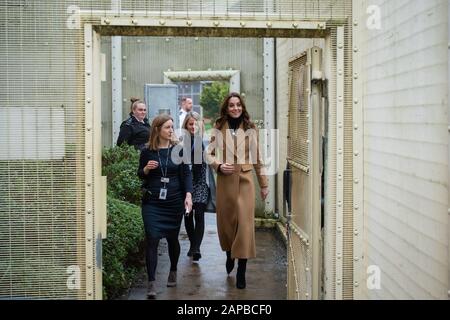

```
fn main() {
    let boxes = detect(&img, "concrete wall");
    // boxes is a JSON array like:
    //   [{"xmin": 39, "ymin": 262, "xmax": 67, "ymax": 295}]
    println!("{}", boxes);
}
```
[{"xmin": 357, "ymin": 0, "xmax": 448, "ymax": 299}]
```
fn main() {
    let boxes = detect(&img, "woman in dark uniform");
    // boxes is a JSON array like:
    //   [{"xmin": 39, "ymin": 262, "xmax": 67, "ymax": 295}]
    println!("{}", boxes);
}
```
[
  {"xmin": 138, "ymin": 114, "xmax": 193, "ymax": 299},
  {"xmin": 117, "ymin": 97, "xmax": 150, "ymax": 150}
]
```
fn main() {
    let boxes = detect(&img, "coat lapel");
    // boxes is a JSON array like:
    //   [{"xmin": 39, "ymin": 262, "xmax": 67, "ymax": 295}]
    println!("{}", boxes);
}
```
[{"xmin": 220, "ymin": 121, "xmax": 257, "ymax": 164}]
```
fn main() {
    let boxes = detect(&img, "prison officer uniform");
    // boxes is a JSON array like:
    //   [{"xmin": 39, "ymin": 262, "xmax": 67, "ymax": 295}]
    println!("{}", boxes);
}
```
[{"xmin": 116, "ymin": 114, "xmax": 151, "ymax": 151}]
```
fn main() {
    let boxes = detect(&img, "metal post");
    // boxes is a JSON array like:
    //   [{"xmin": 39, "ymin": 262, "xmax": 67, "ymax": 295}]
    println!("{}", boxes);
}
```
[
  {"xmin": 335, "ymin": 26, "xmax": 345, "ymax": 300},
  {"xmin": 447, "ymin": 0, "xmax": 450, "ymax": 300},
  {"xmin": 263, "ymin": 38, "xmax": 276, "ymax": 214},
  {"xmin": 84, "ymin": 23, "xmax": 95, "ymax": 300},
  {"xmin": 92, "ymin": 27, "xmax": 107, "ymax": 300},
  {"xmin": 323, "ymin": 32, "xmax": 334, "ymax": 300},
  {"xmin": 111, "ymin": 36, "xmax": 123, "ymax": 146},
  {"xmin": 352, "ymin": 0, "xmax": 364, "ymax": 300},
  {"xmin": 310, "ymin": 46, "xmax": 323, "ymax": 300}
]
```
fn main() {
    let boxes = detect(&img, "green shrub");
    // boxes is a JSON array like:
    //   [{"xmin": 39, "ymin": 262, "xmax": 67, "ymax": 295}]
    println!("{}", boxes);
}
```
[
  {"xmin": 102, "ymin": 195, "xmax": 145, "ymax": 299},
  {"xmin": 102, "ymin": 144, "xmax": 142, "ymax": 206},
  {"xmin": 200, "ymin": 81, "xmax": 230, "ymax": 120},
  {"xmin": 102, "ymin": 144, "xmax": 146, "ymax": 299}
]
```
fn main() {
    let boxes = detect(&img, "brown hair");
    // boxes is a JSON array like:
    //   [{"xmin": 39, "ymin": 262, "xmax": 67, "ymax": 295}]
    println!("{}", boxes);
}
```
[
  {"xmin": 214, "ymin": 92, "xmax": 255, "ymax": 131},
  {"xmin": 147, "ymin": 114, "xmax": 177, "ymax": 151},
  {"xmin": 182, "ymin": 111, "xmax": 205, "ymax": 136},
  {"xmin": 130, "ymin": 97, "xmax": 145, "ymax": 113}
]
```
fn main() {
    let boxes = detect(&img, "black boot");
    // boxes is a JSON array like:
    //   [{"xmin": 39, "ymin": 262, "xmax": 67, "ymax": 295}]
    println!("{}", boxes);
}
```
[
  {"xmin": 236, "ymin": 259, "xmax": 247, "ymax": 289},
  {"xmin": 226, "ymin": 251, "xmax": 235, "ymax": 275},
  {"xmin": 193, "ymin": 248, "xmax": 202, "ymax": 262}
]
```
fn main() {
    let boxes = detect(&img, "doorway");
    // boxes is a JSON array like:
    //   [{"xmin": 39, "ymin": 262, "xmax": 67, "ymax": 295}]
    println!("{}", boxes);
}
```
[{"xmin": 85, "ymin": 19, "xmax": 346, "ymax": 300}]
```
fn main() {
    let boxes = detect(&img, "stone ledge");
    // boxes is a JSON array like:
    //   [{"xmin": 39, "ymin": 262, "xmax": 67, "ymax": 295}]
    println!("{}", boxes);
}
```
[{"xmin": 255, "ymin": 219, "xmax": 287, "ymax": 246}]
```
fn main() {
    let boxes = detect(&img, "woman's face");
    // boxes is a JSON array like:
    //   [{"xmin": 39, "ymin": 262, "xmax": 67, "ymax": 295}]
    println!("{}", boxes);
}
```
[
  {"xmin": 133, "ymin": 103, "xmax": 147, "ymax": 122},
  {"xmin": 227, "ymin": 97, "xmax": 243, "ymax": 119},
  {"xmin": 186, "ymin": 117, "xmax": 198, "ymax": 135},
  {"xmin": 159, "ymin": 120, "xmax": 174, "ymax": 141}
]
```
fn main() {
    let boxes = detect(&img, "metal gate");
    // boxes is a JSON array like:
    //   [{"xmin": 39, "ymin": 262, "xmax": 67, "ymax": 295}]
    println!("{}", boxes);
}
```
[
  {"xmin": 287, "ymin": 47, "xmax": 323, "ymax": 300},
  {"xmin": 0, "ymin": 0, "xmax": 357, "ymax": 300}
]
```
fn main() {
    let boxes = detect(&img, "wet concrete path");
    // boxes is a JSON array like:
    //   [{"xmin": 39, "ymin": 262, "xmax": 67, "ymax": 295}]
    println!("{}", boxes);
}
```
[{"xmin": 125, "ymin": 212, "xmax": 287, "ymax": 300}]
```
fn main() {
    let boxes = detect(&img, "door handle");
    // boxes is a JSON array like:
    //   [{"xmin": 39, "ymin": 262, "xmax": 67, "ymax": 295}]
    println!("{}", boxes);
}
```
[{"xmin": 283, "ymin": 163, "xmax": 292, "ymax": 213}]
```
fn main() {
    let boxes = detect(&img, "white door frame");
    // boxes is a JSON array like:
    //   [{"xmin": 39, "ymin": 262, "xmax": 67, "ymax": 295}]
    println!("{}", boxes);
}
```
[{"xmin": 84, "ymin": 24, "xmax": 107, "ymax": 300}]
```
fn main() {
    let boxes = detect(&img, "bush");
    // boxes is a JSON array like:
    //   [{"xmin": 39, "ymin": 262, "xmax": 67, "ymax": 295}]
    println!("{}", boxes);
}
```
[
  {"xmin": 102, "ymin": 196, "xmax": 145, "ymax": 299},
  {"xmin": 102, "ymin": 144, "xmax": 142, "ymax": 206},
  {"xmin": 200, "ymin": 81, "xmax": 230, "ymax": 120},
  {"xmin": 102, "ymin": 144, "xmax": 146, "ymax": 299}
]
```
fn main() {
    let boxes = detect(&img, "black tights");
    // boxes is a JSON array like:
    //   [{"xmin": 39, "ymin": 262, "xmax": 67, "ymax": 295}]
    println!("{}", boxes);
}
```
[
  {"xmin": 145, "ymin": 235, "xmax": 180, "ymax": 281},
  {"xmin": 184, "ymin": 203, "xmax": 206, "ymax": 252}
]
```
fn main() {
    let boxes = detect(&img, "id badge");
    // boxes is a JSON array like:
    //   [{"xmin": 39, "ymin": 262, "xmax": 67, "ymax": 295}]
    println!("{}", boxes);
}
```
[{"xmin": 159, "ymin": 188, "xmax": 167, "ymax": 200}]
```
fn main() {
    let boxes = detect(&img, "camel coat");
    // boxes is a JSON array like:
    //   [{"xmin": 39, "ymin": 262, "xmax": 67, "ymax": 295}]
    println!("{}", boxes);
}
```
[{"xmin": 206, "ymin": 122, "xmax": 268, "ymax": 259}]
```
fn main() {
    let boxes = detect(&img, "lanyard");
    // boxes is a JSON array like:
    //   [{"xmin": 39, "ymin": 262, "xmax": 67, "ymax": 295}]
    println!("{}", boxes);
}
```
[{"xmin": 157, "ymin": 147, "xmax": 170, "ymax": 186}]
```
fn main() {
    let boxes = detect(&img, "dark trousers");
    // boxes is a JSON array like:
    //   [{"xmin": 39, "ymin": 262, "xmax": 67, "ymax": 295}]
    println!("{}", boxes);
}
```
[
  {"xmin": 145, "ymin": 235, "xmax": 180, "ymax": 281},
  {"xmin": 184, "ymin": 203, "xmax": 206, "ymax": 252}
]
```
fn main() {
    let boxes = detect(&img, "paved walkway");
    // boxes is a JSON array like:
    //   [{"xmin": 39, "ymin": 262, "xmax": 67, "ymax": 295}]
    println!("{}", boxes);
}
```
[{"xmin": 125, "ymin": 212, "xmax": 287, "ymax": 300}]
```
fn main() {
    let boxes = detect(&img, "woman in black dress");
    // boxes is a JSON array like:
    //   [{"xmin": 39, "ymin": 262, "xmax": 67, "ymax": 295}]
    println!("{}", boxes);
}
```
[{"xmin": 138, "ymin": 114, "xmax": 193, "ymax": 299}]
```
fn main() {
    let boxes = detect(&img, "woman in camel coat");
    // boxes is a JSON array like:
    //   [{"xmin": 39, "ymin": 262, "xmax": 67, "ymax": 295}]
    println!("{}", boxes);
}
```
[{"xmin": 206, "ymin": 92, "xmax": 269, "ymax": 289}]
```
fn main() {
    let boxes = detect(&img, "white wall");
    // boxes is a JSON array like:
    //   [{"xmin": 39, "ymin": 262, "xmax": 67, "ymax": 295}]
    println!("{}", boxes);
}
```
[{"xmin": 359, "ymin": 0, "xmax": 448, "ymax": 299}]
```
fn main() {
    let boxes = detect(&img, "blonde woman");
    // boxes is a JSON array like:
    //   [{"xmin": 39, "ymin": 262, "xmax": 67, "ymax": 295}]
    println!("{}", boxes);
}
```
[
  {"xmin": 138, "ymin": 114, "xmax": 193, "ymax": 299},
  {"xmin": 117, "ymin": 97, "xmax": 150, "ymax": 150},
  {"xmin": 181, "ymin": 112, "xmax": 209, "ymax": 262}
]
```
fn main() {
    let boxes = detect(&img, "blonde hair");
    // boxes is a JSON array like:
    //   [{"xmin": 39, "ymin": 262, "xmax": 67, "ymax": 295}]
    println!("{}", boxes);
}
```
[
  {"xmin": 148, "ymin": 114, "xmax": 178, "ymax": 151},
  {"xmin": 182, "ymin": 111, "xmax": 205, "ymax": 136}
]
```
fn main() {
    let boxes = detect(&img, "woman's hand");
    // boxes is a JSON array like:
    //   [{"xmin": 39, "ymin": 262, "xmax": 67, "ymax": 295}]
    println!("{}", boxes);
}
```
[
  {"xmin": 219, "ymin": 163, "xmax": 235, "ymax": 176},
  {"xmin": 184, "ymin": 192, "xmax": 193, "ymax": 213},
  {"xmin": 260, "ymin": 187, "xmax": 269, "ymax": 200},
  {"xmin": 144, "ymin": 160, "xmax": 159, "ymax": 174}
]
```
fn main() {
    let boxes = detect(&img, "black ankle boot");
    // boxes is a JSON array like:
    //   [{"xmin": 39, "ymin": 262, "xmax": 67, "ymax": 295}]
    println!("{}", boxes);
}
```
[
  {"xmin": 226, "ymin": 251, "xmax": 235, "ymax": 275},
  {"xmin": 236, "ymin": 259, "xmax": 247, "ymax": 289},
  {"xmin": 193, "ymin": 250, "xmax": 202, "ymax": 262}
]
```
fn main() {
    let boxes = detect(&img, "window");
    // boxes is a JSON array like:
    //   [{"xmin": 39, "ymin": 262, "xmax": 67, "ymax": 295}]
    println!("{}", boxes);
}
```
[{"xmin": 176, "ymin": 81, "xmax": 212, "ymax": 117}]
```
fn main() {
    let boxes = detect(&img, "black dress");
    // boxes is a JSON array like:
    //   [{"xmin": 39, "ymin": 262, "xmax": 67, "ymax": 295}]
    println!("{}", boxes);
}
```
[{"xmin": 138, "ymin": 146, "xmax": 192, "ymax": 239}]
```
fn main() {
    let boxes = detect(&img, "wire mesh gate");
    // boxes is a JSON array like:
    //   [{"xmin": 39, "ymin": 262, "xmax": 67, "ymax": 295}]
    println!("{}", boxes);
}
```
[{"xmin": 0, "ymin": 0, "xmax": 356, "ymax": 300}]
